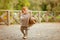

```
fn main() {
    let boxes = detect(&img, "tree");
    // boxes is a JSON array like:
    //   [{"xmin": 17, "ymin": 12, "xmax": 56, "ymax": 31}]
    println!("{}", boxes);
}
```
[
  {"xmin": 0, "ymin": 0, "xmax": 18, "ymax": 10},
  {"xmin": 14, "ymin": 0, "xmax": 30, "ymax": 10}
]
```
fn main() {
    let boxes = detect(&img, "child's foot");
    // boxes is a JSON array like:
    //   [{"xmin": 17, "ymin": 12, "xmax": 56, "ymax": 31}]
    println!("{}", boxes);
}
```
[{"xmin": 23, "ymin": 36, "xmax": 27, "ymax": 39}]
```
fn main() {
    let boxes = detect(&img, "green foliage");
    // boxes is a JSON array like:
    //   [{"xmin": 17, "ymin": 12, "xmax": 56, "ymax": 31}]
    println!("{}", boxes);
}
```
[
  {"xmin": 14, "ymin": 0, "xmax": 30, "ymax": 10},
  {"xmin": 41, "ymin": 3, "xmax": 47, "ymax": 11},
  {"xmin": 0, "ymin": 0, "xmax": 30, "ymax": 10},
  {"xmin": 0, "ymin": 0, "xmax": 60, "ymax": 11}
]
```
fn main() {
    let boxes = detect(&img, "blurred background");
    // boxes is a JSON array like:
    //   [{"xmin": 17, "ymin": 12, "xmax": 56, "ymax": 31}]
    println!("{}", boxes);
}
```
[
  {"xmin": 0, "ymin": 1, "xmax": 60, "ymax": 40},
  {"xmin": 0, "ymin": 0, "xmax": 60, "ymax": 25}
]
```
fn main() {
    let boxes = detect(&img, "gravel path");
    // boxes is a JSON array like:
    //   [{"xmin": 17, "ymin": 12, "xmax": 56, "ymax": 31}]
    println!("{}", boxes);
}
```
[{"xmin": 0, "ymin": 23, "xmax": 60, "ymax": 40}]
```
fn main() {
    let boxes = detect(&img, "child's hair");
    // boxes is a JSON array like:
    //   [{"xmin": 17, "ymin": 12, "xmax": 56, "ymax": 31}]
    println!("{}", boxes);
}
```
[
  {"xmin": 22, "ymin": 6, "xmax": 28, "ymax": 10},
  {"xmin": 22, "ymin": 6, "xmax": 28, "ymax": 13}
]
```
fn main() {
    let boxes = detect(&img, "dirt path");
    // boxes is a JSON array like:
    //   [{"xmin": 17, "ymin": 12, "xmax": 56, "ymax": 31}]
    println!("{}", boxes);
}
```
[{"xmin": 0, "ymin": 23, "xmax": 60, "ymax": 40}]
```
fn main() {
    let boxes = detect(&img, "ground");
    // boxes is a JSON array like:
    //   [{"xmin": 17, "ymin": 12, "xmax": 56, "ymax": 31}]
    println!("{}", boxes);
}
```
[{"xmin": 0, "ymin": 23, "xmax": 60, "ymax": 40}]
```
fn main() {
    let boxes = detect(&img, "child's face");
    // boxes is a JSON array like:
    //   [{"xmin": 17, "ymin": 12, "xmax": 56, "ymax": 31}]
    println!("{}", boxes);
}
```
[{"xmin": 22, "ymin": 8, "xmax": 28, "ymax": 14}]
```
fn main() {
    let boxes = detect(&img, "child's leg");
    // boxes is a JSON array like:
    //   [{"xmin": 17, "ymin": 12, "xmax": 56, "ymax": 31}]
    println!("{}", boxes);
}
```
[
  {"xmin": 24, "ymin": 27, "xmax": 28, "ymax": 37},
  {"xmin": 23, "ymin": 27, "xmax": 28, "ymax": 39},
  {"xmin": 20, "ymin": 26, "xmax": 25, "ymax": 37},
  {"xmin": 25, "ymin": 28, "xmax": 28, "ymax": 36},
  {"xmin": 20, "ymin": 26, "xmax": 28, "ymax": 39}
]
